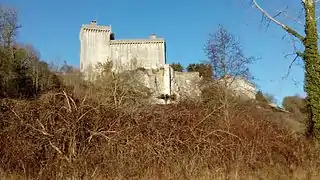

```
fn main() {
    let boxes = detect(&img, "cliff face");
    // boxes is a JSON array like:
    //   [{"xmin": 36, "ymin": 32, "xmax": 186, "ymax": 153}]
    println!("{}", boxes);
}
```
[
  {"xmin": 172, "ymin": 71, "xmax": 202, "ymax": 100},
  {"xmin": 131, "ymin": 65, "xmax": 202, "ymax": 104},
  {"xmin": 217, "ymin": 76, "xmax": 257, "ymax": 100}
]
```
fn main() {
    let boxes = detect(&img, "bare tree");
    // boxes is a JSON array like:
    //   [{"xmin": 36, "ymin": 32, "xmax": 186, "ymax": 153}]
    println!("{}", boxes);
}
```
[
  {"xmin": 0, "ymin": 6, "xmax": 20, "ymax": 93},
  {"xmin": 0, "ymin": 5, "xmax": 21, "ymax": 48},
  {"xmin": 204, "ymin": 25, "xmax": 255, "ymax": 124},
  {"xmin": 205, "ymin": 25, "xmax": 254, "ymax": 81},
  {"xmin": 91, "ymin": 61, "xmax": 151, "ymax": 107},
  {"xmin": 251, "ymin": 0, "xmax": 320, "ymax": 139}
]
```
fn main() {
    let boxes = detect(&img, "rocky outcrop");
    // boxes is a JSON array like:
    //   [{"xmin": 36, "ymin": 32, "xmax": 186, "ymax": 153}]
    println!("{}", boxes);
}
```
[{"xmin": 131, "ymin": 65, "xmax": 202, "ymax": 104}]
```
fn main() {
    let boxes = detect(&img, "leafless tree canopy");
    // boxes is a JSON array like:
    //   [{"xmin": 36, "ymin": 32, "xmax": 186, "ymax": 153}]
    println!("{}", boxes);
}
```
[
  {"xmin": 205, "ymin": 25, "xmax": 255, "ymax": 80},
  {"xmin": 0, "ymin": 5, "xmax": 20, "ymax": 47}
]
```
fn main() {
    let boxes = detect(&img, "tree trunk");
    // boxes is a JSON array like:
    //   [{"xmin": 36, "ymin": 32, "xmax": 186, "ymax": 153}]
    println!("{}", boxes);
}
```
[{"xmin": 303, "ymin": 0, "xmax": 320, "ymax": 139}]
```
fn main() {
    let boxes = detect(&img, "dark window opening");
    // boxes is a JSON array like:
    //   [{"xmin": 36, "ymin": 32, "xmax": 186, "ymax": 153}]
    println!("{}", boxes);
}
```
[{"xmin": 110, "ymin": 33, "xmax": 115, "ymax": 40}]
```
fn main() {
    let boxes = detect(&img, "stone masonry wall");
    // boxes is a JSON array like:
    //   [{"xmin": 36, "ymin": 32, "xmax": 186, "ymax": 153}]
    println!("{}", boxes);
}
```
[
  {"xmin": 80, "ymin": 21, "xmax": 166, "ymax": 76},
  {"xmin": 110, "ymin": 40, "xmax": 165, "ymax": 72},
  {"xmin": 80, "ymin": 23, "xmax": 111, "ymax": 77}
]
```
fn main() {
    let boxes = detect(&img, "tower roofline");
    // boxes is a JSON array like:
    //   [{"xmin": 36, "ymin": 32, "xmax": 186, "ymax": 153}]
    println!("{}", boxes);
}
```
[
  {"xmin": 81, "ymin": 20, "xmax": 111, "ymax": 31},
  {"xmin": 110, "ymin": 38, "xmax": 165, "ymax": 45},
  {"xmin": 81, "ymin": 24, "xmax": 111, "ymax": 31}
]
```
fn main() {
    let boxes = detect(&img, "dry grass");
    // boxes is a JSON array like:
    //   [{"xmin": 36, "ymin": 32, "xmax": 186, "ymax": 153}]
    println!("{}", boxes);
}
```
[{"xmin": 0, "ymin": 89, "xmax": 320, "ymax": 180}]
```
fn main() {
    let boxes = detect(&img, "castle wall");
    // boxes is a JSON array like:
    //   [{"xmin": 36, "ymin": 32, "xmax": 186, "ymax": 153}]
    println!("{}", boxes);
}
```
[
  {"xmin": 80, "ymin": 22, "xmax": 166, "ymax": 76},
  {"xmin": 80, "ymin": 23, "xmax": 111, "ymax": 77},
  {"xmin": 163, "ymin": 64, "xmax": 172, "ymax": 96},
  {"xmin": 110, "ymin": 39, "xmax": 165, "ymax": 72}
]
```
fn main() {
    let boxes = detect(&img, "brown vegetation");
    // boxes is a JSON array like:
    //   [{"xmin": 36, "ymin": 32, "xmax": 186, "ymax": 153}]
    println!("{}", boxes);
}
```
[
  {"xmin": 187, "ymin": 63, "xmax": 213, "ymax": 80},
  {"xmin": 1, "ymin": 4, "xmax": 320, "ymax": 179},
  {"xmin": 0, "ymin": 82, "xmax": 319, "ymax": 179},
  {"xmin": 170, "ymin": 62, "xmax": 184, "ymax": 72}
]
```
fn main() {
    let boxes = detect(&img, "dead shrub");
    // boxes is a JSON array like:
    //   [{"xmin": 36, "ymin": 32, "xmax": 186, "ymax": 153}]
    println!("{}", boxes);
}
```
[{"xmin": 0, "ymin": 90, "xmax": 319, "ymax": 179}]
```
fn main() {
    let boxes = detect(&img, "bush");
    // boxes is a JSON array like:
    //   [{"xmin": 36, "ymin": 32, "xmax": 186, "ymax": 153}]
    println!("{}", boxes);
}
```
[
  {"xmin": 170, "ymin": 63, "xmax": 184, "ymax": 72},
  {"xmin": 282, "ymin": 95, "xmax": 307, "ymax": 114},
  {"xmin": 0, "ymin": 45, "xmax": 62, "ymax": 99},
  {"xmin": 0, "ymin": 89, "xmax": 318, "ymax": 179},
  {"xmin": 187, "ymin": 63, "xmax": 213, "ymax": 80}
]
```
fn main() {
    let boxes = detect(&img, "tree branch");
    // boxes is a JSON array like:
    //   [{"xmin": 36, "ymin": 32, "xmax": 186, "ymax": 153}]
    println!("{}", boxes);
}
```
[
  {"xmin": 252, "ymin": 0, "xmax": 305, "ymax": 42},
  {"xmin": 280, "ymin": 10, "xmax": 304, "ymax": 26},
  {"xmin": 282, "ymin": 54, "xmax": 300, "ymax": 79},
  {"xmin": 282, "ymin": 34, "xmax": 304, "ymax": 79}
]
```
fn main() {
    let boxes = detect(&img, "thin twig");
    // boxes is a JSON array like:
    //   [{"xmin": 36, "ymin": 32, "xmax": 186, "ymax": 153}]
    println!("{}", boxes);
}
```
[
  {"xmin": 282, "ymin": 55, "xmax": 300, "ymax": 79},
  {"xmin": 252, "ymin": 0, "xmax": 305, "ymax": 42}
]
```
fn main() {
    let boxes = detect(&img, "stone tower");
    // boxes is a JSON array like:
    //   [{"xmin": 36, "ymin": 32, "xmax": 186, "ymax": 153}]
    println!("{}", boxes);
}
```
[
  {"xmin": 80, "ymin": 20, "xmax": 166, "ymax": 76},
  {"xmin": 80, "ymin": 20, "xmax": 112, "ymax": 75}
]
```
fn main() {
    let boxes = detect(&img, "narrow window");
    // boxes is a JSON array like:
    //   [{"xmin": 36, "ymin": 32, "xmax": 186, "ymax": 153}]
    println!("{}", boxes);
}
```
[{"xmin": 110, "ymin": 33, "xmax": 115, "ymax": 40}]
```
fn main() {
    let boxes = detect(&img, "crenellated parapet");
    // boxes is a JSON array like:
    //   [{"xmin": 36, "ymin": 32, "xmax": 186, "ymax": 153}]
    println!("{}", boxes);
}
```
[
  {"xmin": 80, "ymin": 20, "xmax": 111, "ymax": 32},
  {"xmin": 81, "ymin": 25, "xmax": 111, "ymax": 32},
  {"xmin": 110, "ymin": 39, "xmax": 165, "ymax": 45}
]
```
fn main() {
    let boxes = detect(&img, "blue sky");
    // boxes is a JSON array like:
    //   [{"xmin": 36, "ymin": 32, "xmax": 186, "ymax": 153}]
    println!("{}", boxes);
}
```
[{"xmin": 2, "ymin": 0, "xmax": 306, "ymax": 104}]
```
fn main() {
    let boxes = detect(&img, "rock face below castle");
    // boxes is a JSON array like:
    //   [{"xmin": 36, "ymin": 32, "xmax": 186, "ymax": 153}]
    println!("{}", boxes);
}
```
[
  {"xmin": 217, "ymin": 76, "xmax": 257, "ymax": 100},
  {"xmin": 131, "ymin": 65, "xmax": 202, "ymax": 104}
]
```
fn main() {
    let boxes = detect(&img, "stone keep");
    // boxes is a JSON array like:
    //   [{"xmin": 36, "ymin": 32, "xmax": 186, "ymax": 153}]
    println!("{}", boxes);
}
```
[
  {"xmin": 80, "ymin": 20, "xmax": 166, "ymax": 74},
  {"xmin": 79, "ymin": 21, "xmax": 202, "ymax": 104}
]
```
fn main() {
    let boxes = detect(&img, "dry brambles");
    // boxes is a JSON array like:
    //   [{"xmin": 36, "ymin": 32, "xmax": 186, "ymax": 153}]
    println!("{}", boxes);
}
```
[{"xmin": 0, "ymin": 88, "xmax": 320, "ymax": 180}]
